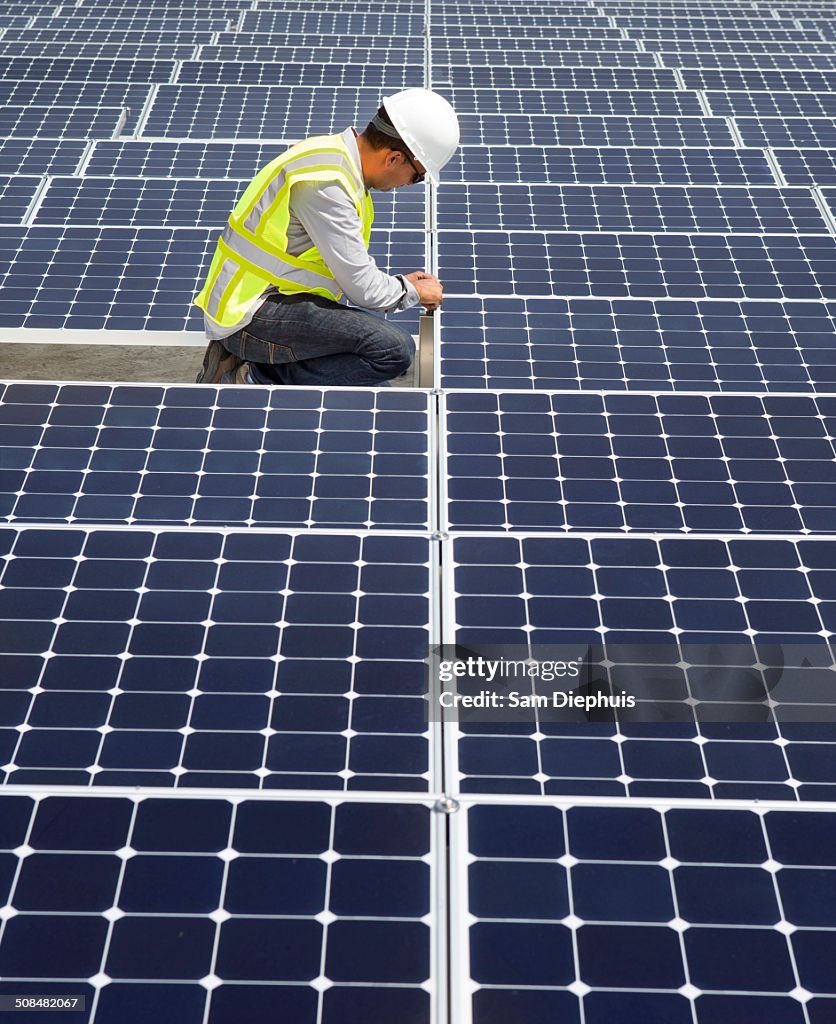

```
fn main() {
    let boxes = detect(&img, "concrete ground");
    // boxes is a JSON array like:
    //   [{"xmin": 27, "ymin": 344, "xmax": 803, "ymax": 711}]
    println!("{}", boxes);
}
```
[{"xmin": 0, "ymin": 343, "xmax": 419, "ymax": 387}]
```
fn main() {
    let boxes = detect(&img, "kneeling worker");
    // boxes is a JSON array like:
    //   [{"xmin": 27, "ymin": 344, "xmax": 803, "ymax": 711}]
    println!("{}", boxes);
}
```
[{"xmin": 194, "ymin": 88, "xmax": 460, "ymax": 386}]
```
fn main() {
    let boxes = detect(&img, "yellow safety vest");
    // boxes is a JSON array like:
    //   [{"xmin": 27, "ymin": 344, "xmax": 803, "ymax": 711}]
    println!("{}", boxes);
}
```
[{"xmin": 195, "ymin": 132, "xmax": 374, "ymax": 328}]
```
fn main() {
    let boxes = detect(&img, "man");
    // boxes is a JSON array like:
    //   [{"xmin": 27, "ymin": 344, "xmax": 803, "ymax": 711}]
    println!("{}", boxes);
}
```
[{"xmin": 194, "ymin": 88, "xmax": 460, "ymax": 386}]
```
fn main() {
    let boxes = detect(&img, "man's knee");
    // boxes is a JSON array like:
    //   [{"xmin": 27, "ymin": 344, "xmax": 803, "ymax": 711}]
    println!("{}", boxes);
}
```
[{"xmin": 377, "ymin": 322, "xmax": 415, "ymax": 376}]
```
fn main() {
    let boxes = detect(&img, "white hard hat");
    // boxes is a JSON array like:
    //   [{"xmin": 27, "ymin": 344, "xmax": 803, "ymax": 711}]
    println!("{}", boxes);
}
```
[{"xmin": 382, "ymin": 88, "xmax": 460, "ymax": 186}]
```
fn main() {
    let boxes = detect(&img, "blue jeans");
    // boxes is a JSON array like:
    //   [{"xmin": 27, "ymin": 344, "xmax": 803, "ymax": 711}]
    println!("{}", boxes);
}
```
[{"xmin": 220, "ymin": 293, "xmax": 415, "ymax": 386}]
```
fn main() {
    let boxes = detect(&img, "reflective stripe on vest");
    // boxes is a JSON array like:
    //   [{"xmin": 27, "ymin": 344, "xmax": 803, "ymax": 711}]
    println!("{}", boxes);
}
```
[{"xmin": 194, "ymin": 133, "xmax": 374, "ymax": 328}]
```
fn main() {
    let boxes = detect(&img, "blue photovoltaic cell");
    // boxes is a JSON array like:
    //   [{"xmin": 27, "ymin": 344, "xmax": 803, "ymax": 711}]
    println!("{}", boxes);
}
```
[
  {"xmin": 0, "ymin": 58, "xmax": 176, "ymax": 83},
  {"xmin": 683, "ymin": 68, "xmax": 836, "ymax": 92},
  {"xmin": 0, "ymin": 140, "xmax": 87, "ymax": 176},
  {"xmin": 3, "ymin": 28, "xmax": 215, "ymax": 44},
  {"xmin": 437, "ymin": 232, "xmax": 836, "ymax": 301},
  {"xmin": 457, "ymin": 115, "xmax": 735, "ymax": 148},
  {"xmin": 438, "ymin": 185, "xmax": 827, "ymax": 233},
  {"xmin": 0, "ymin": 793, "xmax": 432, "ymax": 1023},
  {"xmin": 772, "ymin": 149, "xmax": 836, "ymax": 186},
  {"xmin": 0, "ymin": 176, "xmax": 44, "ymax": 224},
  {"xmin": 658, "ymin": 50, "xmax": 836, "ymax": 70},
  {"xmin": 432, "ymin": 35, "xmax": 643, "ymax": 51},
  {"xmin": 445, "ymin": 147, "xmax": 774, "ymax": 186},
  {"xmin": 32, "ymin": 175, "xmax": 425, "ymax": 230},
  {"xmin": 177, "ymin": 61, "xmax": 423, "ymax": 88},
  {"xmin": 0, "ymin": 384, "xmax": 430, "ymax": 531},
  {"xmin": 199, "ymin": 44, "xmax": 421, "ymax": 64},
  {"xmin": 463, "ymin": 804, "xmax": 836, "ymax": 1018},
  {"xmin": 735, "ymin": 118, "xmax": 836, "ymax": 149},
  {"xmin": 0, "ymin": 106, "xmax": 124, "ymax": 140},
  {"xmin": 443, "ymin": 391, "xmax": 836, "ymax": 534},
  {"xmin": 707, "ymin": 92, "xmax": 836, "ymax": 118},
  {"xmin": 432, "ymin": 49, "xmax": 657, "ymax": 66},
  {"xmin": 450, "ymin": 535, "xmax": 836, "ymax": 800},
  {"xmin": 0, "ymin": 226, "xmax": 421, "ymax": 331},
  {"xmin": 241, "ymin": 10, "xmax": 423, "ymax": 33},
  {"xmin": 438, "ymin": 296, "xmax": 836, "ymax": 393},
  {"xmin": 0, "ymin": 528, "xmax": 431, "ymax": 790},
  {"xmin": 0, "ymin": 41, "xmax": 198, "ymax": 61},
  {"xmin": 141, "ymin": 85, "xmax": 389, "ymax": 139},
  {"xmin": 444, "ymin": 67, "xmax": 677, "ymax": 89},
  {"xmin": 84, "ymin": 141, "xmax": 287, "ymax": 179},
  {"xmin": 446, "ymin": 90, "xmax": 704, "ymax": 117}
]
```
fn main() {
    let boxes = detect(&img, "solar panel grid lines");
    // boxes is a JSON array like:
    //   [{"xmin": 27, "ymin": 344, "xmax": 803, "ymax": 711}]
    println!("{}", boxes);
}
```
[
  {"xmin": 436, "ymin": 231, "xmax": 836, "ymax": 302},
  {"xmin": 176, "ymin": 61, "xmax": 424, "ymax": 89},
  {"xmin": 437, "ymin": 295, "xmax": 836, "ymax": 393},
  {"xmin": 82, "ymin": 141, "xmax": 288, "ymax": 180},
  {"xmin": 623, "ymin": 25, "xmax": 824, "ymax": 39},
  {"xmin": 0, "ymin": 524, "xmax": 434, "ymax": 791},
  {"xmin": 0, "ymin": 791, "xmax": 437, "ymax": 1024},
  {"xmin": 650, "ymin": 38, "xmax": 836, "ymax": 52},
  {"xmin": 197, "ymin": 44, "xmax": 421, "ymax": 65},
  {"xmin": 0, "ymin": 383, "xmax": 432, "ymax": 532},
  {"xmin": 446, "ymin": 534, "xmax": 836, "ymax": 802},
  {"xmin": 433, "ymin": 49, "xmax": 659, "ymax": 66},
  {"xmin": 139, "ymin": 84, "xmax": 391, "ymax": 139},
  {"xmin": 445, "ymin": 89, "xmax": 705, "ymax": 117},
  {"xmin": 707, "ymin": 91, "xmax": 836, "ymax": 119},
  {"xmin": 772, "ymin": 149, "xmax": 836, "ymax": 186},
  {"xmin": 685, "ymin": 67, "xmax": 836, "ymax": 91},
  {"xmin": 452, "ymin": 801, "xmax": 836, "ymax": 1021},
  {"xmin": 438, "ymin": 184, "xmax": 830, "ymax": 234},
  {"xmin": 26, "ymin": 14, "xmax": 232, "ymax": 30},
  {"xmin": 0, "ymin": 106, "xmax": 124, "ymax": 141},
  {"xmin": 458, "ymin": 114, "xmax": 736, "ymax": 148},
  {"xmin": 0, "ymin": 139, "xmax": 87, "ymax": 177},
  {"xmin": 441, "ymin": 389, "xmax": 836, "ymax": 535},
  {"xmin": 240, "ymin": 9, "xmax": 424, "ymax": 33},
  {"xmin": 444, "ymin": 67, "xmax": 678, "ymax": 89},
  {"xmin": 735, "ymin": 117, "xmax": 836, "ymax": 149},
  {"xmin": 0, "ymin": 80, "xmax": 150, "ymax": 117},
  {"xmin": 658, "ymin": 51, "xmax": 836, "ymax": 70},
  {"xmin": 3, "ymin": 28, "xmax": 216, "ymax": 43},
  {"xmin": 423, "ymin": 35, "xmax": 644, "ymax": 50},
  {"xmin": 447, "ymin": 146, "xmax": 776, "ymax": 186},
  {"xmin": 0, "ymin": 57, "xmax": 176, "ymax": 85},
  {"xmin": 0, "ymin": 41, "xmax": 198, "ymax": 60}
]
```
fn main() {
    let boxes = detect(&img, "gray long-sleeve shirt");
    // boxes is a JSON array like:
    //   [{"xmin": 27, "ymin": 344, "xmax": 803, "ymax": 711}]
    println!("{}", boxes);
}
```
[{"xmin": 204, "ymin": 126, "xmax": 420, "ymax": 340}]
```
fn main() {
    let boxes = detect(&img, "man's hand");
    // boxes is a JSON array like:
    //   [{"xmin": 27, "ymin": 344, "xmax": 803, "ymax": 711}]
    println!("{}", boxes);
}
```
[{"xmin": 404, "ymin": 271, "xmax": 443, "ymax": 312}]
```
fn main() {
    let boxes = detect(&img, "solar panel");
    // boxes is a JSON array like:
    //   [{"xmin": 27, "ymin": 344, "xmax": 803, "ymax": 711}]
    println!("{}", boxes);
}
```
[
  {"xmin": 0, "ymin": 105, "xmax": 123, "ymax": 140},
  {"xmin": 0, "ymin": 526, "xmax": 432, "ymax": 790},
  {"xmin": 0, "ymin": 792, "xmax": 435, "ymax": 1022},
  {"xmin": 437, "ymin": 185, "xmax": 827, "ymax": 233},
  {"xmin": 707, "ymin": 92, "xmax": 836, "ymax": 118},
  {"xmin": 176, "ymin": 61, "xmax": 424, "ymax": 88},
  {"xmin": 438, "ymin": 296, "xmax": 836, "ymax": 393},
  {"xmin": 458, "ymin": 115, "xmax": 735, "ymax": 148},
  {"xmin": 735, "ymin": 117, "xmax": 836, "ymax": 148},
  {"xmin": 447, "ymin": 90, "xmax": 704, "ymax": 117},
  {"xmin": 434, "ymin": 48, "xmax": 657, "ymax": 67},
  {"xmin": 0, "ymin": 384, "xmax": 431, "ymax": 531},
  {"xmin": 444, "ymin": 68, "xmax": 677, "ymax": 89},
  {"xmin": 686, "ymin": 68, "xmax": 836, "ymax": 92},
  {"xmin": 139, "ymin": 85, "xmax": 391, "ymax": 139},
  {"xmin": 0, "ymin": 138, "xmax": 87, "ymax": 176},
  {"xmin": 0, "ymin": 41, "xmax": 198, "ymax": 61},
  {"xmin": 624, "ymin": 26, "xmax": 823, "ymax": 40},
  {"xmin": 446, "ymin": 147, "xmax": 774, "ymax": 186},
  {"xmin": 32, "ymin": 177, "xmax": 425, "ymax": 231},
  {"xmin": 448, "ymin": 535, "xmax": 836, "ymax": 798},
  {"xmin": 27, "ymin": 14, "xmax": 231, "ymax": 31},
  {"xmin": 84, "ymin": 141, "xmax": 287, "ymax": 178},
  {"xmin": 0, "ymin": 226, "xmax": 422, "ymax": 330},
  {"xmin": 436, "ymin": 232, "xmax": 836, "ymax": 301},
  {"xmin": 3, "ymin": 28, "xmax": 214, "ymax": 44},
  {"xmin": 442, "ymin": 390, "xmax": 836, "ymax": 534},
  {"xmin": 198, "ymin": 44, "xmax": 421, "ymax": 64},
  {"xmin": 655, "ymin": 38, "xmax": 836, "ymax": 52},
  {"xmin": 0, "ymin": 57, "xmax": 176, "ymax": 84},
  {"xmin": 772, "ymin": 149, "xmax": 836, "ymax": 186},
  {"xmin": 659, "ymin": 50, "xmax": 836, "ymax": 70},
  {"xmin": 429, "ymin": 35, "xmax": 644, "ymax": 51},
  {"xmin": 240, "ymin": 10, "xmax": 424, "ymax": 33},
  {"xmin": 457, "ymin": 803, "xmax": 836, "ymax": 1016}
]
